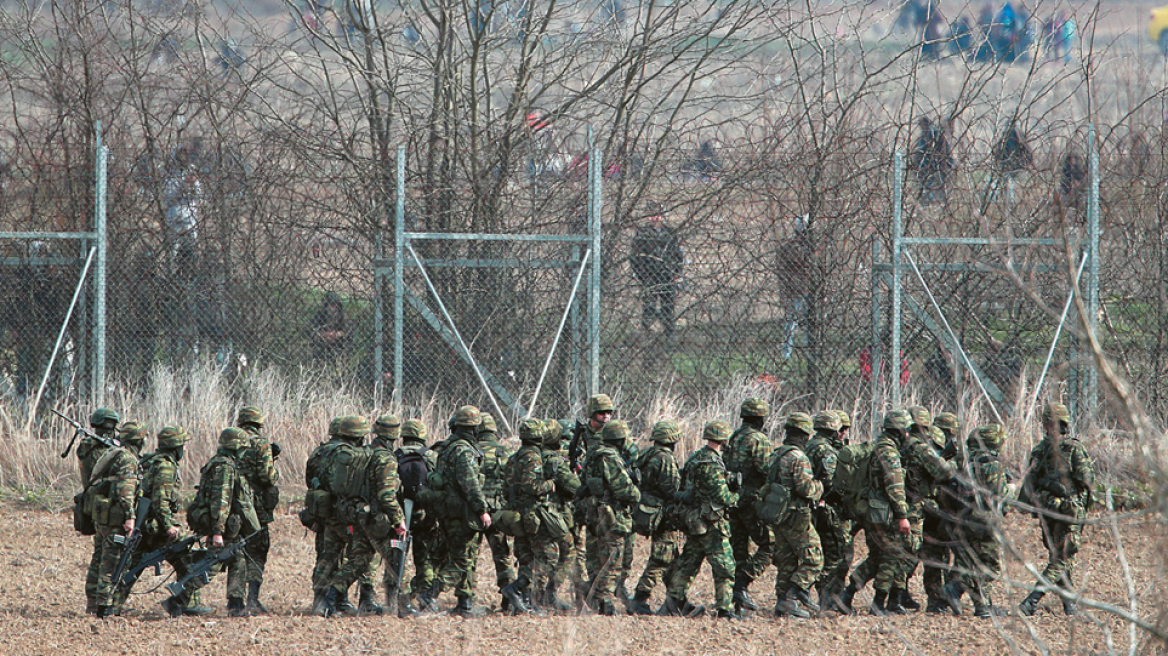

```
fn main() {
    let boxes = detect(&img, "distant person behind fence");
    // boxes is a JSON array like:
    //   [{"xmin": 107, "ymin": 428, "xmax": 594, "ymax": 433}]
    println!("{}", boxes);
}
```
[
  {"xmin": 1056, "ymin": 150, "xmax": 1087, "ymax": 212},
  {"xmin": 985, "ymin": 120, "xmax": 1032, "ymax": 206},
  {"xmin": 312, "ymin": 292, "xmax": 348, "ymax": 361},
  {"xmin": 909, "ymin": 117, "xmax": 953, "ymax": 205},
  {"xmin": 629, "ymin": 204, "xmax": 684, "ymax": 337}
]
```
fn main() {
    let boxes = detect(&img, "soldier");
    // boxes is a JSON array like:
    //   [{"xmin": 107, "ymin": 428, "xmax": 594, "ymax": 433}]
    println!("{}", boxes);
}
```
[
  {"xmin": 89, "ymin": 420, "xmax": 145, "ymax": 618},
  {"xmin": 767, "ymin": 413, "xmax": 824, "ymax": 618},
  {"xmin": 567, "ymin": 393, "xmax": 615, "ymax": 472},
  {"xmin": 613, "ymin": 417, "xmax": 640, "ymax": 604},
  {"xmin": 629, "ymin": 204, "xmax": 684, "ymax": 336},
  {"xmin": 923, "ymin": 411, "xmax": 961, "ymax": 613},
  {"xmin": 725, "ymin": 397, "xmax": 773, "ymax": 613},
  {"xmin": 806, "ymin": 411, "xmax": 852, "ymax": 612},
  {"xmin": 235, "ymin": 405, "xmax": 280, "ymax": 615},
  {"xmin": 305, "ymin": 418, "xmax": 356, "ymax": 614},
  {"xmin": 396, "ymin": 419, "xmax": 440, "ymax": 610},
  {"xmin": 1019, "ymin": 403, "xmax": 1094, "ymax": 616},
  {"xmin": 500, "ymin": 419, "xmax": 553, "ymax": 614},
  {"xmin": 366, "ymin": 414, "xmax": 409, "ymax": 615},
  {"xmin": 540, "ymin": 419, "xmax": 581, "ymax": 611},
  {"xmin": 163, "ymin": 427, "xmax": 260, "ymax": 617},
  {"xmin": 78, "ymin": 407, "xmax": 120, "ymax": 615},
  {"xmin": 576, "ymin": 419, "xmax": 641, "ymax": 615},
  {"xmin": 425, "ymin": 406, "xmax": 493, "ymax": 617},
  {"xmin": 136, "ymin": 426, "xmax": 211, "ymax": 616},
  {"xmin": 941, "ymin": 423, "xmax": 1010, "ymax": 617},
  {"xmin": 629, "ymin": 420, "xmax": 683, "ymax": 615},
  {"xmin": 476, "ymin": 413, "xmax": 518, "ymax": 608},
  {"xmin": 840, "ymin": 410, "xmax": 914, "ymax": 615},
  {"xmin": 663, "ymin": 420, "xmax": 739, "ymax": 619}
]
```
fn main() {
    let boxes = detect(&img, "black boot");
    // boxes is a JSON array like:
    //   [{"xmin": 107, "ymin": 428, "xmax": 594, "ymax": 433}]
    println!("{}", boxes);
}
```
[
  {"xmin": 500, "ymin": 576, "xmax": 534, "ymax": 614},
  {"xmin": 790, "ymin": 585, "xmax": 821, "ymax": 613},
  {"xmin": 870, "ymin": 589, "xmax": 888, "ymax": 615},
  {"xmin": 227, "ymin": 597, "xmax": 249, "ymax": 618},
  {"xmin": 629, "ymin": 590, "xmax": 654, "ymax": 616},
  {"xmin": 598, "ymin": 599, "xmax": 620, "ymax": 616},
  {"xmin": 733, "ymin": 578, "xmax": 759, "ymax": 612},
  {"xmin": 895, "ymin": 587, "xmax": 920, "ymax": 612},
  {"xmin": 415, "ymin": 583, "xmax": 439, "ymax": 613},
  {"xmin": 358, "ymin": 583, "xmax": 385, "ymax": 615},
  {"xmin": 313, "ymin": 588, "xmax": 339, "ymax": 618},
  {"xmin": 940, "ymin": 581, "xmax": 965, "ymax": 616},
  {"xmin": 544, "ymin": 583, "xmax": 572, "ymax": 612},
  {"xmin": 839, "ymin": 581, "xmax": 860, "ymax": 615},
  {"xmin": 334, "ymin": 589, "xmax": 357, "ymax": 614},
  {"xmin": 1018, "ymin": 589, "xmax": 1044, "ymax": 616},
  {"xmin": 1062, "ymin": 597, "xmax": 1078, "ymax": 616},
  {"xmin": 162, "ymin": 595, "xmax": 186, "ymax": 618},
  {"xmin": 246, "ymin": 581, "xmax": 270, "ymax": 616},
  {"xmin": 775, "ymin": 586, "xmax": 811, "ymax": 619},
  {"xmin": 716, "ymin": 607, "xmax": 741, "ymax": 620},
  {"xmin": 658, "ymin": 596, "xmax": 703, "ymax": 617},
  {"xmin": 95, "ymin": 604, "xmax": 113, "ymax": 619},
  {"xmin": 453, "ymin": 595, "xmax": 487, "ymax": 618},
  {"xmin": 884, "ymin": 589, "xmax": 907, "ymax": 615}
]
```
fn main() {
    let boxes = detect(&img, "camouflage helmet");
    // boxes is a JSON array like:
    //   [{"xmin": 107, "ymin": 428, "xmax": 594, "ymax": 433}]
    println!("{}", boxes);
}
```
[
  {"xmin": 157, "ymin": 426, "xmax": 190, "ymax": 449},
  {"xmin": 928, "ymin": 426, "xmax": 947, "ymax": 451},
  {"xmin": 934, "ymin": 412, "xmax": 959, "ymax": 434},
  {"xmin": 703, "ymin": 420, "xmax": 732, "ymax": 442},
  {"xmin": 219, "ymin": 427, "xmax": 249, "ymax": 450},
  {"xmin": 518, "ymin": 418, "xmax": 544, "ymax": 443},
  {"xmin": 542, "ymin": 420, "xmax": 565, "ymax": 447},
  {"xmin": 650, "ymin": 420, "xmax": 682, "ymax": 445},
  {"xmin": 883, "ymin": 409, "xmax": 912, "ymax": 434},
  {"xmin": 336, "ymin": 415, "xmax": 371, "ymax": 439},
  {"xmin": 907, "ymin": 405, "xmax": 932, "ymax": 429},
  {"xmin": 835, "ymin": 410, "xmax": 852, "ymax": 430},
  {"xmin": 449, "ymin": 405, "xmax": 482, "ymax": 428},
  {"xmin": 236, "ymin": 405, "xmax": 265, "ymax": 428},
  {"xmin": 587, "ymin": 394, "xmax": 615, "ymax": 416},
  {"xmin": 784, "ymin": 412, "xmax": 814, "ymax": 436},
  {"xmin": 1042, "ymin": 403, "xmax": 1071, "ymax": 425},
  {"xmin": 740, "ymin": 397, "xmax": 770, "ymax": 418},
  {"xmin": 373, "ymin": 414, "xmax": 401, "ymax": 440},
  {"xmin": 118, "ymin": 421, "xmax": 149, "ymax": 445},
  {"xmin": 327, "ymin": 417, "xmax": 342, "ymax": 437},
  {"xmin": 969, "ymin": 423, "xmax": 1006, "ymax": 451},
  {"xmin": 601, "ymin": 419, "xmax": 631, "ymax": 443},
  {"xmin": 401, "ymin": 419, "xmax": 427, "ymax": 442},
  {"xmin": 558, "ymin": 419, "xmax": 573, "ymax": 439},
  {"xmin": 479, "ymin": 413, "xmax": 498, "ymax": 435},
  {"xmin": 813, "ymin": 411, "xmax": 842, "ymax": 433},
  {"xmin": 89, "ymin": 408, "xmax": 120, "ymax": 430}
]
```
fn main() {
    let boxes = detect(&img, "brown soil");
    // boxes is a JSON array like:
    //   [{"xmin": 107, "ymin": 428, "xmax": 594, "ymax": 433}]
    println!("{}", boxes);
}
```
[{"xmin": 0, "ymin": 500, "xmax": 1162, "ymax": 656}]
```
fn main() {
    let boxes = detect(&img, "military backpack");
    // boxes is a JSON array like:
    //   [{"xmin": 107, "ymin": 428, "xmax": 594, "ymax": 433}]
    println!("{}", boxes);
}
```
[
  {"xmin": 829, "ymin": 441, "xmax": 880, "ymax": 523},
  {"xmin": 327, "ymin": 442, "xmax": 374, "ymax": 501},
  {"xmin": 395, "ymin": 447, "xmax": 431, "ymax": 501}
]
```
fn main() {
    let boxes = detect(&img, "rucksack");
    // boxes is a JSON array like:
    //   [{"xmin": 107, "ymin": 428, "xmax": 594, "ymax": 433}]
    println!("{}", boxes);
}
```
[
  {"xmin": 829, "ymin": 441, "xmax": 876, "ymax": 520},
  {"xmin": 328, "ymin": 443, "xmax": 374, "ymax": 500},
  {"xmin": 396, "ymin": 447, "xmax": 431, "ymax": 501}
]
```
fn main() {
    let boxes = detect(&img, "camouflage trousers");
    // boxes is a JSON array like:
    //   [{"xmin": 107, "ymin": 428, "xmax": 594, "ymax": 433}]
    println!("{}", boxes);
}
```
[
  {"xmin": 955, "ymin": 528, "xmax": 1001, "ymax": 606},
  {"xmin": 93, "ymin": 525, "xmax": 131, "ymax": 608},
  {"xmin": 1039, "ymin": 517, "xmax": 1082, "ymax": 589},
  {"xmin": 585, "ymin": 526, "xmax": 629, "ymax": 607},
  {"xmin": 920, "ymin": 510, "xmax": 955, "ymax": 600},
  {"xmin": 85, "ymin": 533, "xmax": 103, "ymax": 610},
  {"xmin": 851, "ymin": 521, "xmax": 914, "ymax": 594},
  {"xmin": 321, "ymin": 523, "xmax": 377, "ymax": 595},
  {"xmin": 814, "ymin": 506, "xmax": 853, "ymax": 603},
  {"xmin": 243, "ymin": 521, "xmax": 272, "ymax": 586},
  {"xmin": 478, "ymin": 525, "xmax": 516, "ymax": 589},
  {"xmin": 668, "ymin": 528, "xmax": 735, "ymax": 612},
  {"xmin": 409, "ymin": 521, "xmax": 442, "ymax": 595},
  {"xmin": 635, "ymin": 529, "xmax": 681, "ymax": 598},
  {"xmin": 514, "ymin": 530, "xmax": 572, "ymax": 592},
  {"xmin": 437, "ymin": 522, "xmax": 482, "ymax": 599},
  {"xmin": 772, "ymin": 507, "xmax": 823, "ymax": 595},
  {"xmin": 728, "ymin": 504, "xmax": 774, "ymax": 584},
  {"xmin": 181, "ymin": 534, "xmax": 248, "ymax": 602}
]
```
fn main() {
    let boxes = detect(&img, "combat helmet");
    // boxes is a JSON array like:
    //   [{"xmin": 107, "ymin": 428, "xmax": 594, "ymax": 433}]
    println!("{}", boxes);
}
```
[
  {"xmin": 907, "ymin": 405, "xmax": 932, "ymax": 430},
  {"xmin": 374, "ymin": 414, "xmax": 402, "ymax": 440},
  {"xmin": 883, "ymin": 409, "xmax": 912, "ymax": 436},
  {"xmin": 934, "ymin": 412, "xmax": 959, "ymax": 435},
  {"xmin": 118, "ymin": 421, "xmax": 149, "ymax": 447},
  {"xmin": 449, "ymin": 405, "xmax": 482, "ymax": 428},
  {"xmin": 400, "ymin": 419, "xmax": 427, "ymax": 443},
  {"xmin": 703, "ymin": 420, "xmax": 731, "ymax": 442},
  {"xmin": 835, "ymin": 410, "xmax": 852, "ymax": 430},
  {"xmin": 740, "ymin": 398, "xmax": 770, "ymax": 418},
  {"xmin": 601, "ymin": 419, "xmax": 630, "ymax": 443},
  {"xmin": 650, "ymin": 420, "xmax": 681, "ymax": 445},
  {"xmin": 236, "ymin": 405, "xmax": 265, "ymax": 428},
  {"xmin": 336, "ymin": 415, "xmax": 370, "ymax": 439},
  {"xmin": 969, "ymin": 423, "xmax": 1006, "ymax": 451},
  {"xmin": 784, "ymin": 412, "xmax": 813, "ymax": 436},
  {"xmin": 813, "ymin": 411, "xmax": 842, "ymax": 434},
  {"xmin": 587, "ymin": 394, "xmax": 615, "ymax": 416},
  {"xmin": 544, "ymin": 420, "xmax": 567, "ymax": 448},
  {"xmin": 479, "ymin": 413, "xmax": 498, "ymax": 436},
  {"xmin": 157, "ymin": 426, "xmax": 190, "ymax": 449},
  {"xmin": 89, "ymin": 408, "xmax": 119, "ymax": 431},
  {"xmin": 327, "ymin": 417, "xmax": 342, "ymax": 437},
  {"xmin": 1041, "ymin": 403, "xmax": 1071, "ymax": 434},
  {"xmin": 519, "ymin": 418, "xmax": 544, "ymax": 444},
  {"xmin": 219, "ymin": 427, "xmax": 249, "ymax": 450}
]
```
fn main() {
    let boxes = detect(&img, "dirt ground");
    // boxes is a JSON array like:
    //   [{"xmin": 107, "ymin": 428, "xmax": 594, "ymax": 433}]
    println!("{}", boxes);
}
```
[{"xmin": 0, "ymin": 499, "xmax": 1162, "ymax": 656}]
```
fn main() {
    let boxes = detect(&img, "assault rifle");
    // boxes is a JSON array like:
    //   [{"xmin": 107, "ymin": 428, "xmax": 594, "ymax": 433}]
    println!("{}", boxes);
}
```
[
  {"xmin": 53, "ymin": 408, "xmax": 121, "ymax": 458},
  {"xmin": 386, "ymin": 498, "xmax": 413, "ymax": 602},
  {"xmin": 167, "ymin": 530, "xmax": 261, "ymax": 596},
  {"xmin": 108, "ymin": 497, "xmax": 151, "ymax": 605},
  {"xmin": 118, "ymin": 535, "xmax": 201, "ymax": 592}
]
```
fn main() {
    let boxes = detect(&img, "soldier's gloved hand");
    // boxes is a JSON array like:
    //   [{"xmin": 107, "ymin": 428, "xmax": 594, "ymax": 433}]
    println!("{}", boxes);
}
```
[
  {"xmin": 270, "ymin": 442, "xmax": 282, "ymax": 459},
  {"xmin": 166, "ymin": 526, "xmax": 182, "ymax": 542}
]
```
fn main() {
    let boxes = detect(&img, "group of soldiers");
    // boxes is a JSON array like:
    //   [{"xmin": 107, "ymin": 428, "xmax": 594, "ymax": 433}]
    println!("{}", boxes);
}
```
[{"xmin": 70, "ymin": 393, "xmax": 1094, "ymax": 621}]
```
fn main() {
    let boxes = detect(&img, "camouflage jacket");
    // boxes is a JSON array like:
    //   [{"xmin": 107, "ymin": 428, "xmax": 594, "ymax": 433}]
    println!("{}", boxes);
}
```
[
  {"xmin": 581, "ymin": 443, "xmax": 641, "ymax": 533},
  {"xmin": 139, "ymin": 449, "xmax": 182, "ymax": 534},
  {"xmin": 239, "ymin": 426, "xmax": 279, "ymax": 523},
  {"xmin": 768, "ymin": 442, "xmax": 823, "ymax": 506},
  {"xmin": 870, "ymin": 433, "xmax": 910, "ymax": 521},
  {"xmin": 199, "ymin": 449, "xmax": 259, "ymax": 538},
  {"xmin": 1025, "ymin": 436, "xmax": 1094, "ymax": 515},
  {"xmin": 680, "ymin": 445, "xmax": 738, "ymax": 534},
  {"xmin": 369, "ymin": 443, "xmax": 406, "ymax": 527},
  {"xmin": 805, "ymin": 432, "xmax": 841, "ymax": 493},
  {"xmin": 477, "ymin": 433, "xmax": 512, "ymax": 512},
  {"xmin": 89, "ymin": 445, "xmax": 141, "ymax": 527},
  {"xmin": 967, "ymin": 447, "xmax": 1010, "ymax": 518},
  {"xmin": 542, "ymin": 446, "xmax": 580, "ymax": 505},
  {"xmin": 724, "ymin": 424, "xmax": 772, "ymax": 500},
  {"xmin": 901, "ymin": 433, "xmax": 956, "ymax": 506},
  {"xmin": 436, "ymin": 434, "xmax": 488, "ymax": 516},
  {"xmin": 634, "ymin": 444, "xmax": 680, "ymax": 505},
  {"xmin": 506, "ymin": 443, "xmax": 554, "ymax": 509},
  {"xmin": 78, "ymin": 432, "xmax": 116, "ymax": 490}
]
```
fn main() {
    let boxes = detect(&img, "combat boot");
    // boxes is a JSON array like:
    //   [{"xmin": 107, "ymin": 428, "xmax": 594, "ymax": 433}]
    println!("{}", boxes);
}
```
[
  {"xmin": 732, "ymin": 577, "xmax": 759, "ymax": 612},
  {"xmin": 452, "ymin": 595, "xmax": 488, "ymax": 617},
  {"xmin": 227, "ymin": 597, "xmax": 249, "ymax": 617},
  {"xmin": 774, "ymin": 587, "xmax": 811, "ymax": 619},
  {"xmin": 334, "ymin": 589, "xmax": 357, "ymax": 615},
  {"xmin": 246, "ymin": 581, "xmax": 270, "ymax": 616},
  {"xmin": 925, "ymin": 596, "xmax": 949, "ymax": 614},
  {"xmin": 790, "ymin": 585, "xmax": 821, "ymax": 613},
  {"xmin": 500, "ymin": 576, "xmax": 534, "ymax": 615},
  {"xmin": 894, "ymin": 586, "xmax": 920, "ymax": 612},
  {"xmin": 358, "ymin": 583, "xmax": 385, "ymax": 615},
  {"xmin": 162, "ymin": 595, "xmax": 187, "ymax": 618},
  {"xmin": 658, "ymin": 596, "xmax": 704, "ymax": 617},
  {"xmin": 870, "ymin": 589, "xmax": 888, "ymax": 615},
  {"xmin": 884, "ymin": 589, "xmax": 908, "ymax": 615},
  {"xmin": 312, "ymin": 588, "xmax": 339, "ymax": 618},
  {"xmin": 838, "ymin": 581, "xmax": 860, "ymax": 615},
  {"xmin": 598, "ymin": 599, "xmax": 621, "ymax": 616},
  {"xmin": 940, "ymin": 581, "xmax": 965, "ymax": 616},
  {"xmin": 544, "ymin": 583, "xmax": 572, "ymax": 613},
  {"xmin": 1018, "ymin": 589, "xmax": 1044, "ymax": 616},
  {"xmin": 182, "ymin": 590, "xmax": 214, "ymax": 617},
  {"xmin": 414, "ymin": 583, "xmax": 440, "ymax": 614},
  {"xmin": 716, "ymin": 608, "xmax": 741, "ymax": 620},
  {"xmin": 95, "ymin": 604, "xmax": 113, "ymax": 619},
  {"xmin": 1062, "ymin": 597, "xmax": 1078, "ymax": 616},
  {"xmin": 629, "ymin": 590, "xmax": 654, "ymax": 616},
  {"xmin": 86, "ymin": 596, "xmax": 97, "ymax": 616}
]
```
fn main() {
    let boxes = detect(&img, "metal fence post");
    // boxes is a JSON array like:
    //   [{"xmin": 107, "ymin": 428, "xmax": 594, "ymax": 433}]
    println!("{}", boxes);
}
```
[
  {"xmin": 871, "ymin": 237, "xmax": 882, "ymax": 423},
  {"xmin": 1086, "ymin": 124, "xmax": 1100, "ymax": 424},
  {"xmin": 588, "ymin": 127, "xmax": 601, "ymax": 396},
  {"xmin": 891, "ymin": 151, "xmax": 904, "ymax": 407},
  {"xmin": 93, "ymin": 121, "xmax": 108, "ymax": 404},
  {"xmin": 393, "ymin": 146, "xmax": 405, "ymax": 408}
]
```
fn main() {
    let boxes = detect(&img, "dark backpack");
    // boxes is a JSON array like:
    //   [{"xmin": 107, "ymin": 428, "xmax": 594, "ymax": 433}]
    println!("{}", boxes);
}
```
[
  {"xmin": 829, "ymin": 441, "xmax": 877, "ymax": 520},
  {"xmin": 396, "ymin": 447, "xmax": 431, "ymax": 501}
]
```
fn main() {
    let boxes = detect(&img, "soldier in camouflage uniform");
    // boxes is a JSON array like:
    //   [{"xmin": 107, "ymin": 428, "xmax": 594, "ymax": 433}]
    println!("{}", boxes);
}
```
[
  {"xmin": 89, "ymin": 420, "xmax": 145, "ymax": 618},
  {"xmin": 629, "ymin": 420, "xmax": 683, "ymax": 615},
  {"xmin": 427, "ymin": 406, "xmax": 494, "ymax": 616},
  {"xmin": 612, "ymin": 419, "xmax": 641, "ymax": 603},
  {"xmin": 576, "ymin": 419, "xmax": 641, "ymax": 615},
  {"xmin": 841, "ymin": 410, "xmax": 915, "ymax": 615},
  {"xmin": 164, "ymin": 427, "xmax": 260, "ymax": 617},
  {"xmin": 806, "ymin": 411, "xmax": 852, "ymax": 613},
  {"xmin": 235, "ymin": 406, "xmax": 280, "ymax": 615},
  {"xmin": 499, "ymin": 418, "xmax": 554, "ymax": 614},
  {"xmin": 397, "ymin": 419, "xmax": 441, "ymax": 609},
  {"xmin": 663, "ymin": 420, "xmax": 739, "ymax": 619},
  {"xmin": 1019, "ymin": 403, "xmax": 1094, "ymax": 616},
  {"xmin": 78, "ymin": 407, "xmax": 120, "ymax": 615},
  {"xmin": 475, "ymin": 413, "xmax": 518, "ymax": 607},
  {"xmin": 537, "ymin": 419, "xmax": 581, "ymax": 611},
  {"xmin": 767, "ymin": 413, "xmax": 824, "ymax": 618},
  {"xmin": 306, "ymin": 418, "xmax": 352, "ymax": 613},
  {"xmin": 724, "ymin": 397, "xmax": 774, "ymax": 613},
  {"xmin": 923, "ymin": 411, "xmax": 961, "ymax": 613},
  {"xmin": 366, "ymin": 414, "xmax": 409, "ymax": 614},
  {"xmin": 568, "ymin": 393, "xmax": 614, "ymax": 472},
  {"xmin": 136, "ymin": 426, "xmax": 211, "ymax": 616},
  {"xmin": 941, "ymin": 423, "xmax": 1010, "ymax": 617}
]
